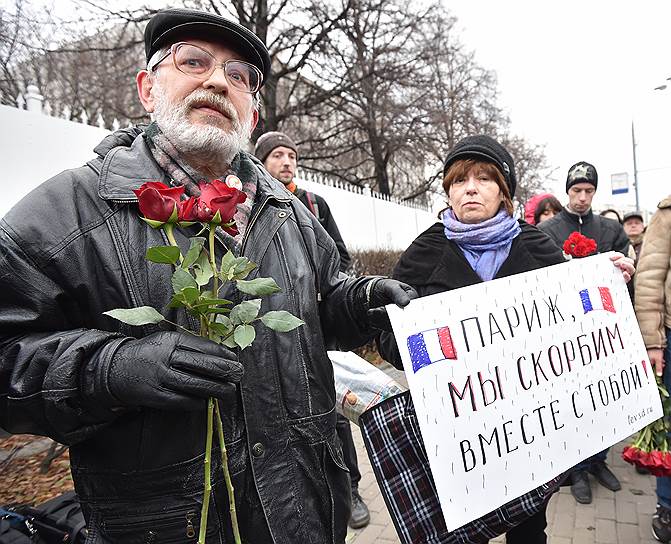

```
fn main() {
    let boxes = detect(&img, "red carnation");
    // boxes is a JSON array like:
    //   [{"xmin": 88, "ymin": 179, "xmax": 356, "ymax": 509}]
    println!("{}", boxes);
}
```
[
  {"xmin": 562, "ymin": 231, "xmax": 597, "ymax": 258},
  {"xmin": 133, "ymin": 181, "xmax": 184, "ymax": 223}
]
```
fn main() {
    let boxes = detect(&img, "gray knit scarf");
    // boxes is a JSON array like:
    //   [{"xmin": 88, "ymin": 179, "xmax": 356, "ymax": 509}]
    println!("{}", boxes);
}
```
[{"xmin": 143, "ymin": 122, "xmax": 257, "ymax": 254}]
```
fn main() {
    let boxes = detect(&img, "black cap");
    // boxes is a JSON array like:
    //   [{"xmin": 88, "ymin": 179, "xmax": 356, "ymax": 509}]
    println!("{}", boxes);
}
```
[
  {"xmin": 442, "ymin": 135, "xmax": 517, "ymax": 197},
  {"xmin": 566, "ymin": 161, "xmax": 598, "ymax": 192},
  {"xmin": 254, "ymin": 132, "xmax": 298, "ymax": 162},
  {"xmin": 144, "ymin": 8, "xmax": 271, "ymax": 85},
  {"xmin": 623, "ymin": 211, "xmax": 644, "ymax": 223}
]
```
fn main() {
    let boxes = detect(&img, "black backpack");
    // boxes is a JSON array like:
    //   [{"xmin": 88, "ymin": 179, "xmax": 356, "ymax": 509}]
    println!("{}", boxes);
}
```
[{"xmin": 1, "ymin": 492, "xmax": 87, "ymax": 544}]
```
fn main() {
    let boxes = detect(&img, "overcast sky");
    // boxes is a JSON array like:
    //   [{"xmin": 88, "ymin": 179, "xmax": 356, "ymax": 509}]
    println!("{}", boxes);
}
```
[{"xmin": 444, "ymin": 0, "xmax": 671, "ymax": 216}]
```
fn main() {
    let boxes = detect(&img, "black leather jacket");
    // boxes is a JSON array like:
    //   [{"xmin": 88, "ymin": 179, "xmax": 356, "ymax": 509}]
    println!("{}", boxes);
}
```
[
  {"xmin": 538, "ymin": 208, "xmax": 630, "ymax": 255},
  {"xmin": 0, "ymin": 130, "xmax": 375, "ymax": 543}
]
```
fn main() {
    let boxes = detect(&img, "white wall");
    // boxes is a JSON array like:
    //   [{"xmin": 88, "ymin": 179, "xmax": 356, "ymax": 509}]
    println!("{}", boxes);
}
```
[
  {"xmin": 0, "ymin": 104, "xmax": 110, "ymax": 218},
  {"xmin": 297, "ymin": 174, "xmax": 436, "ymax": 250},
  {"xmin": 0, "ymin": 103, "xmax": 435, "ymax": 250}
]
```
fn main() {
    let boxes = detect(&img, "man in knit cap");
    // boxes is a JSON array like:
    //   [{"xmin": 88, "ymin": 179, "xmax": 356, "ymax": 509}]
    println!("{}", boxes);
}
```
[
  {"xmin": 255, "ymin": 131, "xmax": 370, "ymax": 529},
  {"xmin": 255, "ymin": 131, "xmax": 351, "ymax": 272},
  {"xmin": 539, "ymin": 161, "xmax": 630, "ymax": 504}
]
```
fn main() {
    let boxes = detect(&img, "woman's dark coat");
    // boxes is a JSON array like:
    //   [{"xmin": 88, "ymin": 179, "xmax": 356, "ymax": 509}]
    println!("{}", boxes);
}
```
[{"xmin": 378, "ymin": 220, "xmax": 566, "ymax": 368}]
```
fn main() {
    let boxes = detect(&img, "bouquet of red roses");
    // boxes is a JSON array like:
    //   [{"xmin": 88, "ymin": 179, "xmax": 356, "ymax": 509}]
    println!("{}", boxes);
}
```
[
  {"xmin": 104, "ymin": 179, "xmax": 303, "ymax": 544},
  {"xmin": 562, "ymin": 231, "xmax": 597, "ymax": 258},
  {"xmin": 622, "ymin": 378, "xmax": 671, "ymax": 477}
]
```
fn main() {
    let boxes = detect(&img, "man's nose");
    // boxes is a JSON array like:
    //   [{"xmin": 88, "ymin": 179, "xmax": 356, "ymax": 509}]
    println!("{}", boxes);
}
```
[{"xmin": 202, "ymin": 66, "xmax": 230, "ymax": 93}]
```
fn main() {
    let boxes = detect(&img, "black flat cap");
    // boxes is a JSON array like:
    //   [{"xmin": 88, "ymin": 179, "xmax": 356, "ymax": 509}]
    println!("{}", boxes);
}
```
[
  {"xmin": 144, "ymin": 8, "xmax": 271, "ymax": 85},
  {"xmin": 443, "ymin": 135, "xmax": 517, "ymax": 197}
]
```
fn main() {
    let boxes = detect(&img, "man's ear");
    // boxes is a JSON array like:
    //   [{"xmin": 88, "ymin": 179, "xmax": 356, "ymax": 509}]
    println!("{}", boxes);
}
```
[
  {"xmin": 137, "ymin": 70, "xmax": 155, "ymax": 113},
  {"xmin": 250, "ymin": 108, "xmax": 259, "ymax": 134}
]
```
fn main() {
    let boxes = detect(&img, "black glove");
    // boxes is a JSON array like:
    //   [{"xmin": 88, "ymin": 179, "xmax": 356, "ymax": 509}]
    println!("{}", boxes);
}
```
[
  {"xmin": 96, "ymin": 332, "xmax": 243, "ymax": 411},
  {"xmin": 365, "ymin": 278, "xmax": 418, "ymax": 332}
]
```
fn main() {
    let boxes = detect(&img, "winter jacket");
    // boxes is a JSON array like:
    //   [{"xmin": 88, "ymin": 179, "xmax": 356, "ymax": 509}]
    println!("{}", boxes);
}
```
[
  {"xmin": 538, "ymin": 208, "xmax": 630, "ymax": 256},
  {"xmin": 634, "ymin": 196, "xmax": 671, "ymax": 349},
  {"xmin": 378, "ymin": 220, "xmax": 566, "ymax": 367},
  {"xmin": 294, "ymin": 187, "xmax": 351, "ymax": 272},
  {"xmin": 0, "ymin": 130, "xmax": 377, "ymax": 543}
]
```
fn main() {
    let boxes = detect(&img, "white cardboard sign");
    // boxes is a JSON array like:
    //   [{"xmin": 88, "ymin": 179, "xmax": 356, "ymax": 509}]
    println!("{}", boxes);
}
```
[{"xmin": 387, "ymin": 253, "xmax": 661, "ymax": 531}]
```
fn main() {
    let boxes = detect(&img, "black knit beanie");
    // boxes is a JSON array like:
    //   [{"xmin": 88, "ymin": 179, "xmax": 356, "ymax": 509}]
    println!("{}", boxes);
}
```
[
  {"xmin": 566, "ymin": 161, "xmax": 598, "ymax": 192},
  {"xmin": 254, "ymin": 132, "xmax": 298, "ymax": 163},
  {"xmin": 442, "ymin": 135, "xmax": 517, "ymax": 197}
]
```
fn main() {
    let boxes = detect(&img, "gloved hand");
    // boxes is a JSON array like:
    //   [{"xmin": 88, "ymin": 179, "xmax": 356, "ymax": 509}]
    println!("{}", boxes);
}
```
[
  {"xmin": 101, "ymin": 332, "xmax": 243, "ymax": 411},
  {"xmin": 365, "ymin": 278, "xmax": 418, "ymax": 332}
]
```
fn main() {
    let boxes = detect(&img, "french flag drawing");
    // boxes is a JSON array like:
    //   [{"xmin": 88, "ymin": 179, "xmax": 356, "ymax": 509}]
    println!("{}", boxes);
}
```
[
  {"xmin": 579, "ymin": 286, "xmax": 616, "ymax": 314},
  {"xmin": 407, "ymin": 326, "xmax": 457, "ymax": 373}
]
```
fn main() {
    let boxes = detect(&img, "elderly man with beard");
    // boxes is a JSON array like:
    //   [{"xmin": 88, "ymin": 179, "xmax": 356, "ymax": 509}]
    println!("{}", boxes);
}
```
[{"xmin": 0, "ymin": 8, "xmax": 416, "ymax": 544}]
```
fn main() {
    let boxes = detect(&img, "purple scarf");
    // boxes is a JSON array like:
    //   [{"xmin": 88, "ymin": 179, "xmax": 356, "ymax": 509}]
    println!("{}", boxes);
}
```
[{"xmin": 442, "ymin": 208, "xmax": 521, "ymax": 281}]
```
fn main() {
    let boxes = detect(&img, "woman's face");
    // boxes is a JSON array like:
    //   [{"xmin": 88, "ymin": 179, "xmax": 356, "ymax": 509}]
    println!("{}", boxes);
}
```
[
  {"xmin": 448, "ymin": 166, "xmax": 503, "ymax": 224},
  {"xmin": 537, "ymin": 207, "xmax": 556, "ymax": 223}
]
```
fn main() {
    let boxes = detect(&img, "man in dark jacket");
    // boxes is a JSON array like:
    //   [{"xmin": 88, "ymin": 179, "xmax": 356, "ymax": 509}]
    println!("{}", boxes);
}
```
[
  {"xmin": 539, "ymin": 161, "xmax": 630, "ymax": 505},
  {"xmin": 0, "ymin": 8, "xmax": 415, "ymax": 543},
  {"xmin": 255, "ymin": 131, "xmax": 368, "ymax": 529},
  {"xmin": 255, "ymin": 132, "xmax": 351, "ymax": 272}
]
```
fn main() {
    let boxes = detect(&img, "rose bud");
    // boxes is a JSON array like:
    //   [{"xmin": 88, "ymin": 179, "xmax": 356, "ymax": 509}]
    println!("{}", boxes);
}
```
[
  {"xmin": 133, "ymin": 182, "xmax": 184, "ymax": 223},
  {"xmin": 198, "ymin": 179, "xmax": 247, "ymax": 225}
]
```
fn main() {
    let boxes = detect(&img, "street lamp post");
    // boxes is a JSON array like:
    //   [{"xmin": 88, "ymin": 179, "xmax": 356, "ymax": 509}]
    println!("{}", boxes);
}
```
[
  {"xmin": 630, "ymin": 79, "xmax": 670, "ymax": 212},
  {"xmin": 631, "ymin": 121, "xmax": 640, "ymax": 211}
]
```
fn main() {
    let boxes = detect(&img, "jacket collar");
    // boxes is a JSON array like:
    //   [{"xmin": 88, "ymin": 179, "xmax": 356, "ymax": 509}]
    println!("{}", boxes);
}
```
[
  {"xmin": 94, "ymin": 130, "xmax": 291, "ymax": 204},
  {"xmin": 561, "ymin": 207, "xmax": 593, "ymax": 224}
]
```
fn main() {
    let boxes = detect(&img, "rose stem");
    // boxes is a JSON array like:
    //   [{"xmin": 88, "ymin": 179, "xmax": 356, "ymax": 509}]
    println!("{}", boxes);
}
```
[
  {"xmin": 199, "ymin": 397, "xmax": 214, "ymax": 544},
  {"xmin": 215, "ymin": 399, "xmax": 242, "ymax": 544}
]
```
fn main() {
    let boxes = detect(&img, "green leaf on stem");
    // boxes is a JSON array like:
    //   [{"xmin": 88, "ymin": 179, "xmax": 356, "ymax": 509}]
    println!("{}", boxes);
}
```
[
  {"xmin": 193, "ymin": 251, "xmax": 214, "ymax": 286},
  {"xmin": 210, "ymin": 321, "xmax": 234, "ymax": 338},
  {"xmin": 236, "ymin": 277, "xmax": 281, "ymax": 296},
  {"xmin": 260, "ymin": 311, "xmax": 305, "ymax": 332},
  {"xmin": 191, "ymin": 297, "xmax": 234, "ymax": 310},
  {"xmin": 234, "ymin": 324, "xmax": 256, "ymax": 349},
  {"xmin": 172, "ymin": 268, "xmax": 198, "ymax": 293},
  {"xmin": 146, "ymin": 245, "xmax": 181, "ymax": 264},
  {"xmin": 182, "ymin": 237, "xmax": 206, "ymax": 269},
  {"xmin": 104, "ymin": 306, "xmax": 165, "ymax": 326},
  {"xmin": 230, "ymin": 299, "xmax": 262, "ymax": 325},
  {"xmin": 140, "ymin": 217, "xmax": 165, "ymax": 229},
  {"xmin": 221, "ymin": 251, "xmax": 236, "ymax": 274},
  {"xmin": 222, "ymin": 335, "xmax": 238, "ymax": 349}
]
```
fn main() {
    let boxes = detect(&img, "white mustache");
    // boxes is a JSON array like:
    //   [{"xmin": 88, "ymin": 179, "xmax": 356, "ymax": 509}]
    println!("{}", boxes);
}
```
[{"xmin": 185, "ymin": 91, "xmax": 239, "ymax": 124}]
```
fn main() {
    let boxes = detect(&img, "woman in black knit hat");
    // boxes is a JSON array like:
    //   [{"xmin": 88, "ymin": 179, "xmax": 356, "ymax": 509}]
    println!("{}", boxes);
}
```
[{"xmin": 377, "ymin": 135, "xmax": 635, "ymax": 543}]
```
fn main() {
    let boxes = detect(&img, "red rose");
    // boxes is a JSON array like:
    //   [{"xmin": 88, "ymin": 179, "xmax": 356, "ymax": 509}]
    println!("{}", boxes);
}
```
[
  {"xmin": 178, "ymin": 196, "xmax": 197, "ymax": 222},
  {"xmin": 562, "ymin": 231, "xmax": 597, "ymax": 258},
  {"xmin": 197, "ymin": 179, "xmax": 247, "ymax": 225},
  {"xmin": 133, "ymin": 182, "xmax": 184, "ymax": 223}
]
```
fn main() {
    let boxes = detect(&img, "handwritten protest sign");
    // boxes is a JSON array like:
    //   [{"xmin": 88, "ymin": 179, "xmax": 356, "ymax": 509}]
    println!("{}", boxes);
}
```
[{"xmin": 387, "ymin": 253, "xmax": 661, "ymax": 531}]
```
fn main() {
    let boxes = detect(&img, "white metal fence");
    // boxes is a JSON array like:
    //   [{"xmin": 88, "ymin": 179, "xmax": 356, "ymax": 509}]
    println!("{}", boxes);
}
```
[{"xmin": 1, "ymin": 85, "xmax": 436, "ymax": 250}]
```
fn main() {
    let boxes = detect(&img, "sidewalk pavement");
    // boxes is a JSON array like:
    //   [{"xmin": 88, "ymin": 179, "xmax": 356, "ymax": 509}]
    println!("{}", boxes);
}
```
[{"xmin": 346, "ymin": 433, "xmax": 659, "ymax": 544}]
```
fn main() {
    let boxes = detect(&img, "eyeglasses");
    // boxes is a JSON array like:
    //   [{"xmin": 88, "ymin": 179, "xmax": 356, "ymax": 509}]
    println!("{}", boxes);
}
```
[{"xmin": 151, "ymin": 42, "xmax": 263, "ymax": 94}]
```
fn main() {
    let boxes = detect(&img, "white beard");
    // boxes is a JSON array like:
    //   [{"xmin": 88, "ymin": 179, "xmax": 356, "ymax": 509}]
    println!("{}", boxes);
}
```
[{"xmin": 152, "ymin": 80, "xmax": 254, "ymax": 169}]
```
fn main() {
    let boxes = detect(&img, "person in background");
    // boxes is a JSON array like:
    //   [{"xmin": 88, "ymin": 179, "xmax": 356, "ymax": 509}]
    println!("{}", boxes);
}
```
[
  {"xmin": 254, "ymin": 132, "xmax": 351, "ymax": 272},
  {"xmin": 539, "ymin": 161, "xmax": 630, "ymax": 504},
  {"xmin": 623, "ymin": 211, "xmax": 646, "ymax": 262},
  {"xmin": 376, "ymin": 135, "xmax": 634, "ymax": 543},
  {"xmin": 255, "ymin": 131, "xmax": 369, "ymax": 529},
  {"xmin": 533, "ymin": 194, "xmax": 563, "ymax": 225},
  {"xmin": 634, "ymin": 195, "xmax": 671, "ymax": 542},
  {"xmin": 524, "ymin": 192, "xmax": 553, "ymax": 225},
  {"xmin": 600, "ymin": 208, "xmax": 623, "ymax": 224}
]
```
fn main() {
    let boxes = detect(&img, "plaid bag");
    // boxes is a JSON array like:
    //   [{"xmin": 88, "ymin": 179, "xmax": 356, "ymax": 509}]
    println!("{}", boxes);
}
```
[{"xmin": 359, "ymin": 391, "xmax": 563, "ymax": 544}]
